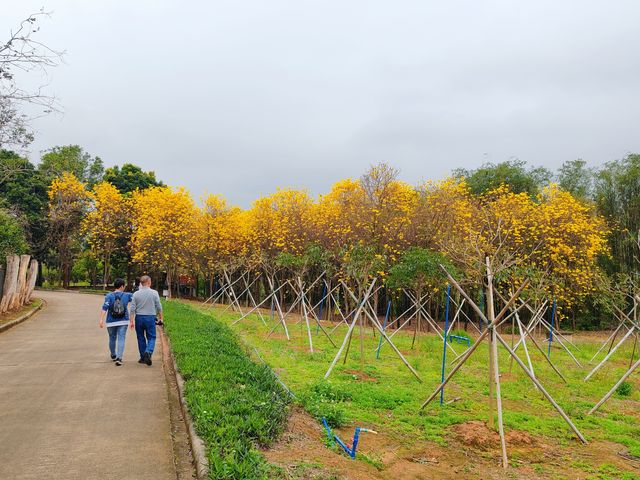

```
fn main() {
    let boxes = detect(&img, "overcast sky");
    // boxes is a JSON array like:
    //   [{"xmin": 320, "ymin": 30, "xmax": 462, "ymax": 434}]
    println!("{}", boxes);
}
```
[{"xmin": 4, "ymin": 1, "xmax": 640, "ymax": 206}]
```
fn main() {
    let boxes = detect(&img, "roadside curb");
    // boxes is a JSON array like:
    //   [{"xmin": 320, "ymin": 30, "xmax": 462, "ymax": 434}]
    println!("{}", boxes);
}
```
[
  {"xmin": 161, "ymin": 329, "xmax": 209, "ymax": 479},
  {"xmin": 0, "ymin": 298, "xmax": 45, "ymax": 334}
]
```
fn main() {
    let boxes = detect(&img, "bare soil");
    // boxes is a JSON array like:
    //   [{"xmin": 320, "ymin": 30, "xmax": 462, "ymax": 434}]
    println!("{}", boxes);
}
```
[{"xmin": 264, "ymin": 408, "xmax": 640, "ymax": 480}]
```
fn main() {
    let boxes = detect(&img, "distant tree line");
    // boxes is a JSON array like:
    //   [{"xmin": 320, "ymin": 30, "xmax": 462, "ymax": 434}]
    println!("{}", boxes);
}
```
[{"xmin": 0, "ymin": 147, "xmax": 162, "ymax": 288}]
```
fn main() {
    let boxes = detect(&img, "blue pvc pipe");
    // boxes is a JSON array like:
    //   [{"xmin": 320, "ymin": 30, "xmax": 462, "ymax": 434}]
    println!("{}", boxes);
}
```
[
  {"xmin": 548, "ymin": 298, "xmax": 557, "ymax": 358},
  {"xmin": 376, "ymin": 300, "xmax": 392, "ymax": 359},
  {"xmin": 322, "ymin": 418, "xmax": 372, "ymax": 459},
  {"xmin": 448, "ymin": 334, "xmax": 471, "ymax": 347},
  {"xmin": 440, "ymin": 284, "xmax": 452, "ymax": 405}
]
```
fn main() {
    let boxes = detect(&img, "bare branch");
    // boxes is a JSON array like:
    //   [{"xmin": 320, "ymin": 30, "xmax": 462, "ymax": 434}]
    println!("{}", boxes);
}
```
[{"xmin": 0, "ymin": 10, "xmax": 64, "ymax": 150}]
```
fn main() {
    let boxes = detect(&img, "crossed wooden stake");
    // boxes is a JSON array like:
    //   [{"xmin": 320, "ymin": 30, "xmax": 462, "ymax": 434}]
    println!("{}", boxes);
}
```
[
  {"xmin": 588, "ymin": 298, "xmax": 640, "ymax": 414},
  {"xmin": 324, "ymin": 278, "xmax": 423, "ymax": 383},
  {"xmin": 419, "ymin": 258, "xmax": 587, "ymax": 469}
]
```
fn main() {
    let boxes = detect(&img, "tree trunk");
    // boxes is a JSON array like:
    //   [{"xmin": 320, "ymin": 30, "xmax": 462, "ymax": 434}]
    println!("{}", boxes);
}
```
[
  {"xmin": 16, "ymin": 255, "xmax": 31, "ymax": 307},
  {"xmin": 25, "ymin": 260, "xmax": 39, "ymax": 304},
  {"xmin": 0, "ymin": 265, "xmax": 5, "ymax": 300},
  {"xmin": 103, "ymin": 251, "xmax": 111, "ymax": 289},
  {"xmin": 0, "ymin": 255, "xmax": 20, "ymax": 313}
]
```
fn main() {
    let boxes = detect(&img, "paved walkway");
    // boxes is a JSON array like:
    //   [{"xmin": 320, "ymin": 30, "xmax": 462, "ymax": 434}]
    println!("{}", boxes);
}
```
[{"xmin": 0, "ymin": 290, "xmax": 177, "ymax": 480}]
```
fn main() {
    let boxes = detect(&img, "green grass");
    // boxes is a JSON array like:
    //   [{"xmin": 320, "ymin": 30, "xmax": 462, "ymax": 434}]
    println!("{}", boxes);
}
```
[
  {"xmin": 174, "ymin": 301, "xmax": 640, "ymax": 477},
  {"xmin": 163, "ymin": 301, "xmax": 291, "ymax": 480}
]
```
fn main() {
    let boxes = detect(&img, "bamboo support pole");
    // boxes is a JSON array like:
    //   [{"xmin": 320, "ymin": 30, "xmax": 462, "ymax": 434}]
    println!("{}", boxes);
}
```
[
  {"xmin": 420, "ymin": 328, "xmax": 490, "ymax": 409},
  {"xmin": 585, "ymin": 327, "xmax": 636, "ymax": 381},
  {"xmin": 325, "ymin": 279, "xmax": 377, "ymax": 379},
  {"xmin": 588, "ymin": 357, "xmax": 640, "ymax": 415},
  {"xmin": 341, "ymin": 282, "xmax": 423, "ymax": 382},
  {"xmin": 492, "ymin": 327, "xmax": 508, "ymax": 468},
  {"xmin": 485, "ymin": 260, "xmax": 496, "ymax": 430},
  {"xmin": 494, "ymin": 332, "xmax": 587, "ymax": 443},
  {"xmin": 589, "ymin": 322, "xmax": 625, "ymax": 364},
  {"xmin": 298, "ymin": 277, "xmax": 314, "ymax": 353},
  {"xmin": 232, "ymin": 281, "xmax": 287, "ymax": 325}
]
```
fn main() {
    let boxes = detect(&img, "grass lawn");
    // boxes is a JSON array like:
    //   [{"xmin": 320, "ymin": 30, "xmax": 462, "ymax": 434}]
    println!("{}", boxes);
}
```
[{"xmin": 173, "ymin": 300, "xmax": 640, "ymax": 479}]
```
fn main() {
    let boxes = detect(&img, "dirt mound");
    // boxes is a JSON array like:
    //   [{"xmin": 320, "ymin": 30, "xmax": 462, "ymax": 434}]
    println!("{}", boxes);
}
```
[
  {"xmin": 452, "ymin": 421, "xmax": 536, "ymax": 450},
  {"xmin": 506, "ymin": 429, "xmax": 536, "ymax": 446},
  {"xmin": 454, "ymin": 421, "xmax": 499, "ymax": 450}
]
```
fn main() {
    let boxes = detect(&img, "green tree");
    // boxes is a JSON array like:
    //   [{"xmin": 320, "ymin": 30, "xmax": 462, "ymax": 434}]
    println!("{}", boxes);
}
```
[
  {"xmin": 386, "ymin": 247, "xmax": 455, "ymax": 291},
  {"xmin": 595, "ymin": 154, "xmax": 640, "ymax": 274},
  {"xmin": 557, "ymin": 159, "xmax": 594, "ymax": 200},
  {"xmin": 0, "ymin": 208, "xmax": 28, "ymax": 259},
  {"xmin": 0, "ymin": 150, "xmax": 48, "ymax": 258},
  {"xmin": 39, "ymin": 145, "xmax": 104, "ymax": 186},
  {"xmin": 453, "ymin": 159, "xmax": 551, "ymax": 196},
  {"xmin": 102, "ymin": 163, "xmax": 162, "ymax": 194}
]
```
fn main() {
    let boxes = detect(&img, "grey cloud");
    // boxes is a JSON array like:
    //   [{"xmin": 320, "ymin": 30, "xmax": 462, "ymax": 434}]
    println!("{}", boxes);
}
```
[{"xmin": 3, "ymin": 0, "xmax": 640, "ymax": 206}]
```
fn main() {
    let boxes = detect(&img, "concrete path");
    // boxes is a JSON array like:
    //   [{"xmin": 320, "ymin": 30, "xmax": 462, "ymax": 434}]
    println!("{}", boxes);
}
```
[{"xmin": 0, "ymin": 290, "xmax": 177, "ymax": 480}]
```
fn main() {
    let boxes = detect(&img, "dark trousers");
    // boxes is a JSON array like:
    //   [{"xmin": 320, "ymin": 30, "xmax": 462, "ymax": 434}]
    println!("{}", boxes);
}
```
[{"xmin": 135, "ymin": 315, "xmax": 157, "ymax": 358}]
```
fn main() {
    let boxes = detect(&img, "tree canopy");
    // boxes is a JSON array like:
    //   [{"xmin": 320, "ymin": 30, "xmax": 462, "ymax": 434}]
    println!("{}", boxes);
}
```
[
  {"xmin": 103, "ymin": 163, "xmax": 163, "ymax": 194},
  {"xmin": 39, "ymin": 145, "xmax": 104, "ymax": 186},
  {"xmin": 0, "ymin": 208, "xmax": 27, "ymax": 260},
  {"xmin": 453, "ymin": 159, "xmax": 552, "ymax": 197}
]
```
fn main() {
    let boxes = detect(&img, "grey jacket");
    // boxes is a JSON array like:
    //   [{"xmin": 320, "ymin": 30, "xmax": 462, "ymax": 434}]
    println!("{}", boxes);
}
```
[{"xmin": 130, "ymin": 287, "xmax": 163, "ymax": 316}]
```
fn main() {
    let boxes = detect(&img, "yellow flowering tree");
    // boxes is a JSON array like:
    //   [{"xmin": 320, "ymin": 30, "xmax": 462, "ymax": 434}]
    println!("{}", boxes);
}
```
[
  {"xmin": 248, "ymin": 188, "xmax": 314, "ymax": 262},
  {"xmin": 130, "ymin": 186, "xmax": 198, "ymax": 298},
  {"xmin": 47, "ymin": 172, "xmax": 92, "ymax": 288},
  {"xmin": 84, "ymin": 181, "xmax": 129, "ymax": 288},
  {"xmin": 198, "ymin": 194, "xmax": 253, "ymax": 280}
]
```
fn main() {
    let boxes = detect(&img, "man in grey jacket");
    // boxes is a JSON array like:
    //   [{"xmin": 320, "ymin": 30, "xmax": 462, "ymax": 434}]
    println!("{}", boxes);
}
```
[{"xmin": 130, "ymin": 275, "xmax": 164, "ymax": 366}]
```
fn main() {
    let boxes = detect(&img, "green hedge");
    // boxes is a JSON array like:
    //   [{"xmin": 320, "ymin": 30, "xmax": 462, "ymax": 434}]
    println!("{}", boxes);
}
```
[{"xmin": 163, "ymin": 301, "xmax": 291, "ymax": 479}]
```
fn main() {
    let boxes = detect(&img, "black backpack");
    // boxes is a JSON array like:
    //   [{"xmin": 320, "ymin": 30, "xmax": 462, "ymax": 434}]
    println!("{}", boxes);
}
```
[{"xmin": 110, "ymin": 293, "xmax": 126, "ymax": 319}]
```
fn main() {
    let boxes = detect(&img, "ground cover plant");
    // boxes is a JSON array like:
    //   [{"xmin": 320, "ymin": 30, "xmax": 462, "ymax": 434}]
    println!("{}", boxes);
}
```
[
  {"xmin": 182, "ymin": 301, "xmax": 640, "ymax": 479},
  {"xmin": 163, "ymin": 301, "xmax": 291, "ymax": 480}
]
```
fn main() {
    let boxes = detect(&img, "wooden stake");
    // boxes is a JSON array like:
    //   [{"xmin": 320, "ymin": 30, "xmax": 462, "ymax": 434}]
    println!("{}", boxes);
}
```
[
  {"xmin": 325, "ymin": 279, "xmax": 377, "ymax": 379},
  {"xmin": 485, "ymin": 258, "xmax": 496, "ymax": 430},
  {"xmin": 341, "ymin": 282, "xmax": 423, "ymax": 382},
  {"xmin": 421, "ymin": 328, "xmax": 490, "ymax": 408},
  {"xmin": 495, "ymin": 333, "xmax": 587, "ymax": 444},
  {"xmin": 585, "ymin": 327, "xmax": 635, "ymax": 380},
  {"xmin": 298, "ymin": 277, "xmax": 314, "ymax": 353},
  {"xmin": 588, "ymin": 357, "xmax": 640, "ymax": 415},
  {"xmin": 492, "ymin": 327, "xmax": 508, "ymax": 469}
]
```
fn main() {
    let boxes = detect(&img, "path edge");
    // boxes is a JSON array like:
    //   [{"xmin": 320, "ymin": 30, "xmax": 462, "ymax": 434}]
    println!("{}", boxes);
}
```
[
  {"xmin": 161, "ymin": 329, "xmax": 209, "ymax": 479},
  {"xmin": 0, "ymin": 298, "xmax": 45, "ymax": 334}
]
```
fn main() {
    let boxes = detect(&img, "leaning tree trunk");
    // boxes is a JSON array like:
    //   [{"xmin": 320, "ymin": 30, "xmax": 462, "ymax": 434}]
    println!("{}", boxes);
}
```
[{"xmin": 25, "ymin": 259, "xmax": 38, "ymax": 304}]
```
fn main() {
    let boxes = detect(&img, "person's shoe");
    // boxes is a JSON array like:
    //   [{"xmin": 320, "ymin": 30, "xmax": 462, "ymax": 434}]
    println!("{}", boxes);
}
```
[
  {"xmin": 143, "ymin": 351, "xmax": 152, "ymax": 366},
  {"xmin": 111, "ymin": 354, "xmax": 117, "ymax": 361},
  {"xmin": 138, "ymin": 357, "xmax": 145, "ymax": 364},
  {"xmin": 115, "ymin": 358, "xmax": 123, "ymax": 366}
]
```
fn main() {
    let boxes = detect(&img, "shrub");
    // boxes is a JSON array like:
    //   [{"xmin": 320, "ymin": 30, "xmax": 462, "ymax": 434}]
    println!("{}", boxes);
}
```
[
  {"xmin": 164, "ymin": 301, "xmax": 291, "ymax": 479},
  {"xmin": 616, "ymin": 381, "xmax": 632, "ymax": 397}
]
